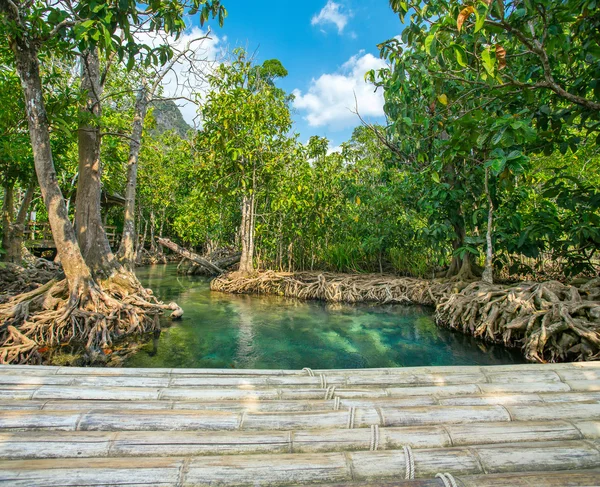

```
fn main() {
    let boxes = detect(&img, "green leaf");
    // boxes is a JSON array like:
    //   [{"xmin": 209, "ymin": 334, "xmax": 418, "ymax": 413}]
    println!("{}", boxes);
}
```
[
  {"xmin": 452, "ymin": 44, "xmax": 468, "ymax": 67},
  {"xmin": 431, "ymin": 171, "xmax": 440, "ymax": 183},
  {"xmin": 506, "ymin": 150, "xmax": 522, "ymax": 161},
  {"xmin": 481, "ymin": 46, "xmax": 495, "ymax": 76},
  {"xmin": 474, "ymin": 8, "xmax": 487, "ymax": 32},
  {"xmin": 425, "ymin": 34, "xmax": 436, "ymax": 55}
]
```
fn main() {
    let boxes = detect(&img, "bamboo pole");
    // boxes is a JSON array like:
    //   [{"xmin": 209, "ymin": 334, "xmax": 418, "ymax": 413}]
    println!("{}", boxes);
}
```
[
  {"xmin": 3, "ymin": 401, "xmax": 600, "ymax": 432},
  {"xmin": 1, "ymin": 391, "xmax": 598, "ymax": 413},
  {"xmin": 2, "ymin": 381, "xmax": 586, "ymax": 403},
  {"xmin": 301, "ymin": 470, "xmax": 600, "ymax": 487},
  {"xmin": 1, "ymin": 362, "xmax": 599, "ymax": 378},
  {"xmin": 1, "ymin": 422, "xmax": 599, "ymax": 460},
  {"xmin": 1, "ymin": 442, "xmax": 599, "ymax": 486}
]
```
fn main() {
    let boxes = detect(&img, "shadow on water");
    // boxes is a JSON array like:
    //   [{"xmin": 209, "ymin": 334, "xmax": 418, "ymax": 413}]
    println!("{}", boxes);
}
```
[{"xmin": 125, "ymin": 264, "xmax": 526, "ymax": 369}]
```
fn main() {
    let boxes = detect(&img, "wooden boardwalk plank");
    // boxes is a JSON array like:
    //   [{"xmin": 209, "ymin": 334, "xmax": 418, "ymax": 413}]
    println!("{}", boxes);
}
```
[
  {"xmin": 2, "ymin": 420, "xmax": 599, "ymax": 459},
  {"xmin": 2, "ymin": 443, "xmax": 600, "ymax": 485},
  {"xmin": 0, "ymin": 362, "xmax": 599, "ymax": 486}
]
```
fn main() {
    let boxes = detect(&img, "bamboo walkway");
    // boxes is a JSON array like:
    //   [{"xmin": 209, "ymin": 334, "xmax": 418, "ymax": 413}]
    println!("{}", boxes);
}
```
[{"xmin": 0, "ymin": 363, "xmax": 599, "ymax": 486}]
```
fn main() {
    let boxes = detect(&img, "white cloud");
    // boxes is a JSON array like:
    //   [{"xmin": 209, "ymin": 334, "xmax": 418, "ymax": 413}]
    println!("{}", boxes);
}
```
[
  {"xmin": 311, "ymin": 1, "xmax": 350, "ymax": 34},
  {"xmin": 292, "ymin": 51, "xmax": 387, "ymax": 130},
  {"xmin": 327, "ymin": 145, "xmax": 343, "ymax": 155}
]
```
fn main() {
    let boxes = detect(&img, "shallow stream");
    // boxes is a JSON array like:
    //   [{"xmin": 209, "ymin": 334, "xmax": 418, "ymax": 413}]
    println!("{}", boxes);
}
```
[{"xmin": 125, "ymin": 265, "xmax": 525, "ymax": 369}]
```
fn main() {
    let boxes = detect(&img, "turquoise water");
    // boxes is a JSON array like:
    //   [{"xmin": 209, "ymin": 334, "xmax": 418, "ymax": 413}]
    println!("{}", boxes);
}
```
[{"xmin": 125, "ymin": 265, "xmax": 525, "ymax": 369}]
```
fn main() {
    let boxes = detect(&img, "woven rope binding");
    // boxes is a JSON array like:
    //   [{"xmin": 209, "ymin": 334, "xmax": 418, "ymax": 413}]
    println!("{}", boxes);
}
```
[
  {"xmin": 435, "ymin": 472, "xmax": 458, "ymax": 487},
  {"xmin": 302, "ymin": 367, "xmax": 315, "ymax": 377},
  {"xmin": 403, "ymin": 445, "xmax": 415, "ymax": 480}
]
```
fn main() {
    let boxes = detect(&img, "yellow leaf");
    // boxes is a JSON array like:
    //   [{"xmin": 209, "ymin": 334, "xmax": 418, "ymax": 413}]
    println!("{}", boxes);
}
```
[
  {"xmin": 457, "ymin": 6, "xmax": 475, "ymax": 32},
  {"xmin": 438, "ymin": 94, "xmax": 448, "ymax": 105},
  {"xmin": 356, "ymin": 196, "xmax": 361, "ymax": 205},
  {"xmin": 354, "ymin": 215, "xmax": 359, "ymax": 222}
]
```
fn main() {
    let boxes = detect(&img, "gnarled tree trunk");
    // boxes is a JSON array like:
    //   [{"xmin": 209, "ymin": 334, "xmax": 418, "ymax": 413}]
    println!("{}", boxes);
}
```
[
  {"xmin": 11, "ymin": 35, "xmax": 93, "ymax": 294},
  {"xmin": 75, "ymin": 48, "xmax": 119, "ymax": 279},
  {"xmin": 445, "ymin": 208, "xmax": 481, "ymax": 281}
]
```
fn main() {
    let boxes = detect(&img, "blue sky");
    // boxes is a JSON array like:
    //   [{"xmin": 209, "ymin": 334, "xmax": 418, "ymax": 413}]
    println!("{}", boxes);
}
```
[{"xmin": 190, "ymin": 1, "xmax": 403, "ymax": 150}]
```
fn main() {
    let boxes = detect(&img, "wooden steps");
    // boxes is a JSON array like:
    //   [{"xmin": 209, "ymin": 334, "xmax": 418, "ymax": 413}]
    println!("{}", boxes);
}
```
[{"xmin": 0, "ymin": 362, "xmax": 599, "ymax": 486}]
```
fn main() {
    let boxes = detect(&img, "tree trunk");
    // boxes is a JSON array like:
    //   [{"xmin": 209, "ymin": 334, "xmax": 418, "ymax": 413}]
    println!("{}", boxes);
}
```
[
  {"xmin": 482, "ymin": 167, "xmax": 494, "ymax": 284},
  {"xmin": 446, "ymin": 210, "xmax": 481, "ymax": 280},
  {"xmin": 1, "ymin": 183, "xmax": 14, "ymax": 259},
  {"xmin": 11, "ymin": 35, "xmax": 93, "ymax": 292},
  {"xmin": 138, "ymin": 217, "xmax": 149, "ymax": 263},
  {"xmin": 239, "ymin": 193, "xmax": 255, "ymax": 273},
  {"xmin": 149, "ymin": 210, "xmax": 156, "ymax": 253},
  {"xmin": 117, "ymin": 86, "xmax": 150, "ymax": 267},
  {"xmin": 75, "ymin": 48, "xmax": 118, "ymax": 279},
  {"xmin": 157, "ymin": 237, "xmax": 225, "ymax": 274},
  {"xmin": 3, "ymin": 185, "xmax": 35, "ymax": 264},
  {"xmin": 159, "ymin": 207, "xmax": 166, "ymax": 238}
]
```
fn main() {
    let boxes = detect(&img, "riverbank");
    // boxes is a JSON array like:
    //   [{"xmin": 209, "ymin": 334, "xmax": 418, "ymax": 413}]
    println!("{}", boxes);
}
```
[{"xmin": 211, "ymin": 271, "xmax": 600, "ymax": 363}]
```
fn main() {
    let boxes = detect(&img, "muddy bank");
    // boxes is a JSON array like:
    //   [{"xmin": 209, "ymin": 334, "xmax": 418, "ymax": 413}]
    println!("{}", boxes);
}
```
[{"xmin": 211, "ymin": 271, "xmax": 600, "ymax": 363}]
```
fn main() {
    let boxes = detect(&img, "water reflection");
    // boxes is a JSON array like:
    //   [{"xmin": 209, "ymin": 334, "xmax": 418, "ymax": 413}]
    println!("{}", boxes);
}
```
[{"xmin": 125, "ymin": 265, "xmax": 526, "ymax": 369}]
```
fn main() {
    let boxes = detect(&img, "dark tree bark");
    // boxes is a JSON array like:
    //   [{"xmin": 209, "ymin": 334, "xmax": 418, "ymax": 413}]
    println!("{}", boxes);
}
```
[
  {"xmin": 446, "ymin": 210, "xmax": 481, "ymax": 280},
  {"xmin": 9, "ymin": 33, "xmax": 93, "ymax": 293},
  {"xmin": 75, "ymin": 48, "xmax": 119, "ymax": 279},
  {"xmin": 441, "ymin": 161, "xmax": 481, "ymax": 281}
]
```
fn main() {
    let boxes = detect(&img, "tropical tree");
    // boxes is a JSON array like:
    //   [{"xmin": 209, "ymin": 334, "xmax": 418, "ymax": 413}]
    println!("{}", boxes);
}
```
[
  {"xmin": 0, "ymin": 0, "xmax": 225, "ymax": 363},
  {"xmin": 197, "ymin": 49, "xmax": 292, "ymax": 273}
]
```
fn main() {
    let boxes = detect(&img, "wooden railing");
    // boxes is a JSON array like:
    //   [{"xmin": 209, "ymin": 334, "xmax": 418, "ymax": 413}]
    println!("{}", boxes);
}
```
[{"xmin": 24, "ymin": 222, "xmax": 121, "ymax": 249}]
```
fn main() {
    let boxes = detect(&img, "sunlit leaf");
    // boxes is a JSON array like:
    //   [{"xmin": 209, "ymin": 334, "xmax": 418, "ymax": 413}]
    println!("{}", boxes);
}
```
[
  {"xmin": 452, "ymin": 44, "xmax": 468, "ymax": 67},
  {"xmin": 457, "ymin": 6, "xmax": 475, "ymax": 32},
  {"xmin": 481, "ymin": 46, "xmax": 495, "ymax": 76}
]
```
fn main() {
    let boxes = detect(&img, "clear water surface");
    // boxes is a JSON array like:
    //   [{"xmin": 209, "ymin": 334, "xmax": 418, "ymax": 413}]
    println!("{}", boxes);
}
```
[{"xmin": 125, "ymin": 265, "xmax": 525, "ymax": 369}]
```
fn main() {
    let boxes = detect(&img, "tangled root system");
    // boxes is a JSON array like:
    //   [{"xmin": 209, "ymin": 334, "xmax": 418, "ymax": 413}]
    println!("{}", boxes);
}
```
[{"xmin": 0, "ymin": 273, "xmax": 182, "ymax": 365}]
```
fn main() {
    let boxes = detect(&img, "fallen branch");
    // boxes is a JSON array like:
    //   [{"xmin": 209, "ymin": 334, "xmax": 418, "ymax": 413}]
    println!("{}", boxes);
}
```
[{"xmin": 157, "ymin": 238, "xmax": 225, "ymax": 275}]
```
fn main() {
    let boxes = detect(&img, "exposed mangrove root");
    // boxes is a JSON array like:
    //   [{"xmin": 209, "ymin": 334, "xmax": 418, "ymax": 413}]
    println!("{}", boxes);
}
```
[
  {"xmin": 437, "ymin": 279, "xmax": 600, "ymax": 363},
  {"xmin": 0, "ymin": 272, "xmax": 183, "ymax": 365},
  {"xmin": 212, "ymin": 272, "xmax": 600, "ymax": 363},
  {"xmin": 0, "ymin": 259, "xmax": 63, "ymax": 300}
]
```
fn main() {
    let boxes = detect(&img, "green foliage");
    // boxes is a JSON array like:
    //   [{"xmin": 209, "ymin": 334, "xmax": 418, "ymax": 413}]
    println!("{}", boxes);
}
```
[{"xmin": 1, "ymin": 0, "xmax": 597, "ymax": 280}]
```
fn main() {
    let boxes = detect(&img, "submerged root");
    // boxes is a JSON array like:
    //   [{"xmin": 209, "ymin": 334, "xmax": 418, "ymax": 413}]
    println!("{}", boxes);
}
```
[
  {"xmin": 212, "ymin": 271, "xmax": 600, "ymax": 363},
  {"xmin": 0, "ymin": 272, "xmax": 183, "ymax": 365}
]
